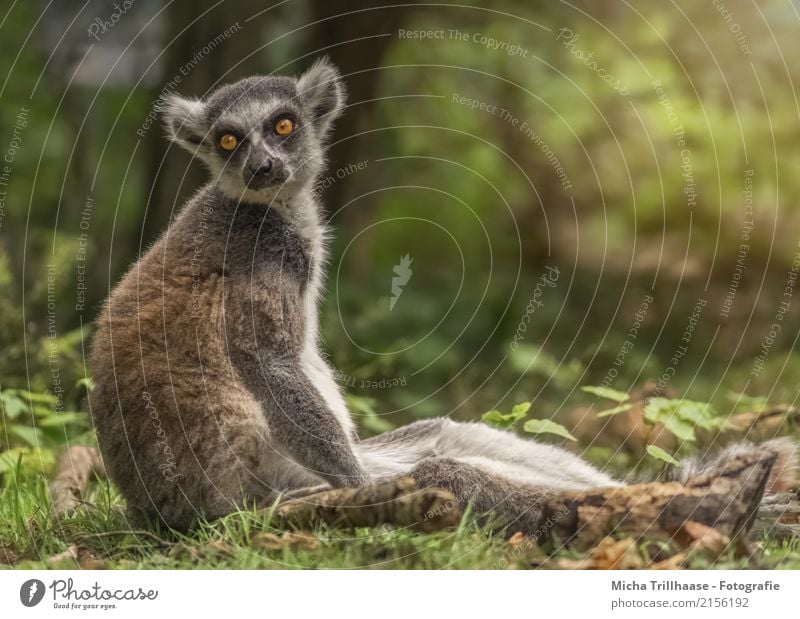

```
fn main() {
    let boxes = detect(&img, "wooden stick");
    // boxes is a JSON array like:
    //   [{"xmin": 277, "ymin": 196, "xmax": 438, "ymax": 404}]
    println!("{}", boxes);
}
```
[{"xmin": 271, "ymin": 478, "xmax": 461, "ymax": 533}]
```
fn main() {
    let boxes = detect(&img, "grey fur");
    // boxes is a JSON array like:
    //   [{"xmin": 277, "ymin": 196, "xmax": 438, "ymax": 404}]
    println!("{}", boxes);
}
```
[
  {"xmin": 674, "ymin": 437, "xmax": 798, "ymax": 495},
  {"xmin": 90, "ymin": 60, "xmax": 797, "ymax": 535},
  {"xmin": 90, "ymin": 59, "xmax": 364, "ymax": 529}
]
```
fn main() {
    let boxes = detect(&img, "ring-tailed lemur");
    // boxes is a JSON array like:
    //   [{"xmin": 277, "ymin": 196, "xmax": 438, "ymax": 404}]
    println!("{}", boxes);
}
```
[{"xmin": 89, "ymin": 59, "xmax": 797, "ymax": 532}]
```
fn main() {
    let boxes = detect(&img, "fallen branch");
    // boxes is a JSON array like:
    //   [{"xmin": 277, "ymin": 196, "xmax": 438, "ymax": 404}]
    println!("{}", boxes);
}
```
[
  {"xmin": 271, "ymin": 478, "xmax": 461, "ymax": 533},
  {"xmin": 541, "ymin": 450, "xmax": 776, "ymax": 550},
  {"xmin": 49, "ymin": 445, "xmax": 105, "ymax": 517}
]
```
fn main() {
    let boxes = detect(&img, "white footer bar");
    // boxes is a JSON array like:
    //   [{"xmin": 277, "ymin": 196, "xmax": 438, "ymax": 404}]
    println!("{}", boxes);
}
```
[{"xmin": 0, "ymin": 570, "xmax": 793, "ymax": 617}]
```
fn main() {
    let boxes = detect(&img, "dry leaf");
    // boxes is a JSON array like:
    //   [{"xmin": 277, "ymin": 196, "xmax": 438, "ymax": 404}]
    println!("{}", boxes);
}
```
[
  {"xmin": 0, "ymin": 543, "xmax": 19, "ymax": 566},
  {"xmin": 169, "ymin": 538, "xmax": 236, "ymax": 562},
  {"xmin": 778, "ymin": 506, "xmax": 800, "ymax": 525},
  {"xmin": 168, "ymin": 543, "xmax": 200, "ymax": 562},
  {"xmin": 681, "ymin": 521, "xmax": 730, "ymax": 557},
  {"xmin": 554, "ymin": 557, "xmax": 596, "ymax": 569},
  {"xmin": 251, "ymin": 530, "xmax": 319, "ymax": 552},
  {"xmin": 250, "ymin": 533, "xmax": 284, "ymax": 551},
  {"xmin": 282, "ymin": 531, "xmax": 320, "ymax": 551},
  {"xmin": 590, "ymin": 537, "xmax": 644, "ymax": 570},
  {"xmin": 77, "ymin": 551, "xmax": 107, "ymax": 570},
  {"xmin": 650, "ymin": 552, "xmax": 687, "ymax": 570},
  {"xmin": 553, "ymin": 537, "xmax": 644, "ymax": 570},
  {"xmin": 46, "ymin": 545, "xmax": 79, "ymax": 567},
  {"xmin": 504, "ymin": 532, "xmax": 543, "ymax": 566},
  {"xmin": 199, "ymin": 539, "xmax": 236, "ymax": 559},
  {"xmin": 49, "ymin": 545, "xmax": 108, "ymax": 570}
]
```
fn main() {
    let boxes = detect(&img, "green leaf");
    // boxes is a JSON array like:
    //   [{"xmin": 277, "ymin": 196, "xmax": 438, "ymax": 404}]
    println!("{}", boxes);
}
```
[
  {"xmin": 32, "ymin": 404, "xmax": 56, "ymax": 418},
  {"xmin": 646, "ymin": 444, "xmax": 680, "ymax": 466},
  {"xmin": 482, "ymin": 402, "xmax": 531, "ymax": 430},
  {"xmin": 511, "ymin": 401, "xmax": 531, "ymax": 417},
  {"xmin": 643, "ymin": 398, "xmax": 717, "ymax": 440},
  {"xmin": 8, "ymin": 424, "xmax": 44, "ymax": 447},
  {"xmin": 482, "ymin": 411, "xmax": 507, "ymax": 428},
  {"xmin": 0, "ymin": 392, "xmax": 28, "ymax": 419},
  {"xmin": 643, "ymin": 397, "xmax": 674, "ymax": 424},
  {"xmin": 346, "ymin": 395, "xmax": 394, "ymax": 434},
  {"xmin": 663, "ymin": 415, "xmax": 696, "ymax": 442},
  {"xmin": 509, "ymin": 346, "xmax": 584, "ymax": 389},
  {"xmin": 37, "ymin": 412, "xmax": 89, "ymax": 427},
  {"xmin": 596, "ymin": 403, "xmax": 633, "ymax": 418},
  {"xmin": 523, "ymin": 418, "xmax": 577, "ymax": 441},
  {"xmin": 11, "ymin": 389, "xmax": 58, "ymax": 405},
  {"xmin": 581, "ymin": 385, "xmax": 630, "ymax": 403},
  {"xmin": 674, "ymin": 401, "xmax": 718, "ymax": 431},
  {"xmin": 509, "ymin": 345, "xmax": 554, "ymax": 375}
]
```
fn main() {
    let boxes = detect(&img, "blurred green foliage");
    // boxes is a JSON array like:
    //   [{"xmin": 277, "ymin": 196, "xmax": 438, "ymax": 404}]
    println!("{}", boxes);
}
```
[{"xmin": 0, "ymin": 387, "xmax": 92, "ymax": 475}]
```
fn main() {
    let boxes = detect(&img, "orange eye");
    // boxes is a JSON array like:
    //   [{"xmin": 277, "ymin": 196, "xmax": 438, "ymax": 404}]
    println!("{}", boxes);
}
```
[
  {"xmin": 275, "ymin": 118, "xmax": 295, "ymax": 136},
  {"xmin": 219, "ymin": 134, "xmax": 238, "ymax": 151}
]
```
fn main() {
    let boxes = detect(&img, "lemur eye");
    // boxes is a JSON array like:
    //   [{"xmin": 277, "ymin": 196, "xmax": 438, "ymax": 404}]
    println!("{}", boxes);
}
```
[
  {"xmin": 274, "ymin": 117, "xmax": 295, "ymax": 136},
  {"xmin": 219, "ymin": 134, "xmax": 238, "ymax": 151}
]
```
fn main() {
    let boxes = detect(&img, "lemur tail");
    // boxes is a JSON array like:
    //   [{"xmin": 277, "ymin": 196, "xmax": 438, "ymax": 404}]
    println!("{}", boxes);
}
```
[
  {"xmin": 674, "ymin": 437, "xmax": 799, "ymax": 496},
  {"xmin": 672, "ymin": 438, "xmax": 800, "ymax": 539}
]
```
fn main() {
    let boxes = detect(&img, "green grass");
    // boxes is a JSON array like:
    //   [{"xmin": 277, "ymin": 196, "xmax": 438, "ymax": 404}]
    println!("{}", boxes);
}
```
[{"xmin": 2, "ymin": 469, "xmax": 799, "ymax": 570}]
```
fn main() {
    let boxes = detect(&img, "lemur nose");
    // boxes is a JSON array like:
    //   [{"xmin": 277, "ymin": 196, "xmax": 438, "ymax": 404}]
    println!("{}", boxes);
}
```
[{"xmin": 248, "ymin": 159, "xmax": 273, "ymax": 177}]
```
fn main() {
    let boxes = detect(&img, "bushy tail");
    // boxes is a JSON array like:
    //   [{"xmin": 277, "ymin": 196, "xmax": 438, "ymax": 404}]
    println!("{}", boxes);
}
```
[{"xmin": 674, "ymin": 438, "xmax": 798, "ymax": 495}]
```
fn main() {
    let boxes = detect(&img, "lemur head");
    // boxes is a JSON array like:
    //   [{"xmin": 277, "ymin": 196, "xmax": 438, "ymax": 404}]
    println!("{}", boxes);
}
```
[{"xmin": 160, "ymin": 58, "xmax": 345, "ymax": 203}]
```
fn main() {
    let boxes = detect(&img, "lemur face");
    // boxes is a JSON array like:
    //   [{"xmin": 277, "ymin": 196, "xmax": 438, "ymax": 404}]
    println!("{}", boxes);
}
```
[{"xmin": 160, "ymin": 58, "xmax": 346, "ymax": 203}]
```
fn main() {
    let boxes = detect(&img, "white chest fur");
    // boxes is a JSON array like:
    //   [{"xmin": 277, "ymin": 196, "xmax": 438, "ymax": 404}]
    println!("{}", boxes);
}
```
[{"xmin": 283, "ymin": 192, "xmax": 357, "ymax": 441}]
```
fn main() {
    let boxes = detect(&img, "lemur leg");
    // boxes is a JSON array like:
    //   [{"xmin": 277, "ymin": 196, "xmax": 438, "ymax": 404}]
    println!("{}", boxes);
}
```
[
  {"xmin": 406, "ymin": 456, "xmax": 552, "ymax": 536},
  {"xmin": 360, "ymin": 418, "xmax": 620, "ymax": 490},
  {"xmin": 257, "ymin": 364, "xmax": 367, "ymax": 488},
  {"xmin": 109, "ymin": 391, "xmax": 280, "ymax": 531}
]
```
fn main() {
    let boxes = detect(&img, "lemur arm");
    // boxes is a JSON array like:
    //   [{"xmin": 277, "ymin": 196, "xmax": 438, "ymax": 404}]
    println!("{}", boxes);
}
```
[{"xmin": 256, "ymin": 363, "xmax": 367, "ymax": 488}]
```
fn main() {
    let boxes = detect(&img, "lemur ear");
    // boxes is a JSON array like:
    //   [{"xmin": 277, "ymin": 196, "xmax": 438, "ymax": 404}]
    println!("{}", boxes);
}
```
[
  {"xmin": 158, "ymin": 94, "xmax": 208, "ymax": 151},
  {"xmin": 297, "ymin": 57, "xmax": 346, "ymax": 139}
]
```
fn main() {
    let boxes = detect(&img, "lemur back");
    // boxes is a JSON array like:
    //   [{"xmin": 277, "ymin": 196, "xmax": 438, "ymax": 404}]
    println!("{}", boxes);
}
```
[{"xmin": 89, "ymin": 59, "xmax": 797, "ymax": 533}]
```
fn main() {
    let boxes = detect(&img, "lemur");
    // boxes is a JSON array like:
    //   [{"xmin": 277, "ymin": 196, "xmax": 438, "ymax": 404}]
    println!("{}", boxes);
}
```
[{"xmin": 89, "ymin": 58, "xmax": 798, "ymax": 533}]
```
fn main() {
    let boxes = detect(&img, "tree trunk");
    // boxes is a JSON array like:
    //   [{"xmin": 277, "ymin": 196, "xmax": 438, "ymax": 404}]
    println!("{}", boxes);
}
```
[
  {"xmin": 305, "ymin": 0, "xmax": 417, "ymax": 220},
  {"xmin": 140, "ymin": 0, "xmax": 274, "ymax": 247}
]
